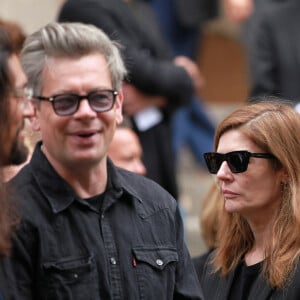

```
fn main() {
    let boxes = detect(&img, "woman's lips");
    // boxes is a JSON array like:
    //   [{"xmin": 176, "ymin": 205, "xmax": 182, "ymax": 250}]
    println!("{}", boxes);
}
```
[{"xmin": 222, "ymin": 189, "xmax": 238, "ymax": 198}]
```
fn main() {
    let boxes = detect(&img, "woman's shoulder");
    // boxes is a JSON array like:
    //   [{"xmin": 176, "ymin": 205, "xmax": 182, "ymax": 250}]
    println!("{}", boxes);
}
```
[{"xmin": 192, "ymin": 250, "xmax": 212, "ymax": 281}]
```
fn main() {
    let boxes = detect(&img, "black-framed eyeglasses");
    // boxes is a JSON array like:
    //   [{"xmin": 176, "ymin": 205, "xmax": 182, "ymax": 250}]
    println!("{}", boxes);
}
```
[
  {"xmin": 35, "ymin": 89, "xmax": 118, "ymax": 116},
  {"xmin": 203, "ymin": 150, "xmax": 275, "ymax": 174}
]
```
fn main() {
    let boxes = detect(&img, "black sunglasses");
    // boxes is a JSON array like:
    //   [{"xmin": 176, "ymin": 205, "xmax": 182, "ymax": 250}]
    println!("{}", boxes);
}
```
[
  {"xmin": 203, "ymin": 150, "xmax": 275, "ymax": 174},
  {"xmin": 35, "ymin": 89, "xmax": 118, "ymax": 116}
]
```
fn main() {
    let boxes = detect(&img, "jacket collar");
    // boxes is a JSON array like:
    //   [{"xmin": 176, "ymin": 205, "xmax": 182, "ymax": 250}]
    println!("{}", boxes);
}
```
[{"xmin": 30, "ymin": 142, "xmax": 142, "ymax": 214}]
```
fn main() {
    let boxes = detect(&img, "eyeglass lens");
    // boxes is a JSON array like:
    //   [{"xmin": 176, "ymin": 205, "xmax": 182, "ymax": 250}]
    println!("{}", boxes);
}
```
[{"xmin": 53, "ymin": 90, "xmax": 116, "ymax": 116}]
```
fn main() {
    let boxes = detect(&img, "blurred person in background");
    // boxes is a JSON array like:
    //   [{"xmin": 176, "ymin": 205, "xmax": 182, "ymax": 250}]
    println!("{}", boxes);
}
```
[
  {"xmin": 108, "ymin": 124, "xmax": 146, "ymax": 175},
  {"xmin": 201, "ymin": 100, "xmax": 300, "ymax": 299},
  {"xmin": 143, "ymin": 0, "xmax": 218, "ymax": 60},
  {"xmin": 0, "ymin": 27, "xmax": 34, "ymax": 299},
  {"xmin": 223, "ymin": 0, "xmax": 254, "ymax": 24},
  {"xmin": 222, "ymin": 0, "xmax": 277, "ymax": 45},
  {"xmin": 136, "ymin": 0, "xmax": 217, "ymax": 167},
  {"xmin": 245, "ymin": 0, "xmax": 300, "ymax": 107},
  {"xmin": 223, "ymin": 0, "xmax": 298, "ymax": 106}
]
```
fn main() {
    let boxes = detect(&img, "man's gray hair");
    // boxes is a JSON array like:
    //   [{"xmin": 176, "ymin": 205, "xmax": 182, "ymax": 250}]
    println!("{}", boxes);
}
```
[{"xmin": 21, "ymin": 22, "xmax": 127, "ymax": 95}]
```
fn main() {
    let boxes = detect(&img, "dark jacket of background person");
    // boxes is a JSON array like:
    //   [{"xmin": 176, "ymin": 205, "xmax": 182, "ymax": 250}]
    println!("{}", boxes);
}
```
[
  {"xmin": 143, "ymin": 0, "xmax": 218, "ymax": 58},
  {"xmin": 248, "ymin": 0, "xmax": 300, "ymax": 104},
  {"xmin": 7, "ymin": 143, "xmax": 203, "ymax": 299},
  {"xmin": 201, "ymin": 250, "xmax": 300, "ymax": 300},
  {"xmin": 175, "ymin": 0, "xmax": 218, "ymax": 29},
  {"xmin": 58, "ymin": 0, "xmax": 193, "ymax": 107},
  {"xmin": 58, "ymin": 0, "xmax": 195, "ymax": 200}
]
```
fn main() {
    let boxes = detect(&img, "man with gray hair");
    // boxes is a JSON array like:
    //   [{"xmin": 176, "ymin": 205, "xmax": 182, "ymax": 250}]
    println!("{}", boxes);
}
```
[{"xmin": 5, "ymin": 22, "xmax": 203, "ymax": 299}]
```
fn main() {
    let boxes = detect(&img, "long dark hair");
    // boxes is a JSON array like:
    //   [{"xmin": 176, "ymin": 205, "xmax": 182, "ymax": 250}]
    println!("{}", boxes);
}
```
[
  {"xmin": 0, "ymin": 28, "xmax": 12, "ymax": 164},
  {"xmin": 0, "ymin": 27, "xmax": 17, "ymax": 256}
]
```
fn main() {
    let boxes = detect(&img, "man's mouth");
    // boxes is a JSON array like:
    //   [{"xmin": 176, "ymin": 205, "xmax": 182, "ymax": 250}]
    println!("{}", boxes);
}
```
[{"xmin": 77, "ymin": 132, "xmax": 95, "ymax": 138}]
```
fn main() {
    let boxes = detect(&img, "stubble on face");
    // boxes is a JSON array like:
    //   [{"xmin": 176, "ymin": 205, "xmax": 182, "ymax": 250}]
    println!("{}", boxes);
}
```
[{"xmin": 3, "ymin": 54, "xmax": 30, "ymax": 166}]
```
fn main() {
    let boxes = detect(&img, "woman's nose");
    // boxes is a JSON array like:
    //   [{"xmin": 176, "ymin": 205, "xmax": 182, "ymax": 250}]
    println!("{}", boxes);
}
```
[{"xmin": 216, "ymin": 161, "xmax": 233, "ymax": 180}]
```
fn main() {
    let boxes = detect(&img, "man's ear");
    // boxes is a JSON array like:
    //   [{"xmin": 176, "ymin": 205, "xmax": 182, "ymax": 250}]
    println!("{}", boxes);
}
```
[
  {"xmin": 116, "ymin": 113, "xmax": 123, "ymax": 125},
  {"xmin": 115, "ymin": 89, "xmax": 124, "ymax": 125}
]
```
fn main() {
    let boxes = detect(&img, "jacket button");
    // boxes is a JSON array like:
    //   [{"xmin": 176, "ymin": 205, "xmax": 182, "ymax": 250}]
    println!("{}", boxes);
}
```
[
  {"xmin": 110, "ymin": 257, "xmax": 117, "ymax": 265},
  {"xmin": 156, "ymin": 259, "xmax": 163, "ymax": 266}
]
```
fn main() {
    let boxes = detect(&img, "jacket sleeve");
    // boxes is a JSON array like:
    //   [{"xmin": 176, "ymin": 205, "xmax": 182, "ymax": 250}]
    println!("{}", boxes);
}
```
[{"xmin": 58, "ymin": 0, "xmax": 194, "ymax": 108}]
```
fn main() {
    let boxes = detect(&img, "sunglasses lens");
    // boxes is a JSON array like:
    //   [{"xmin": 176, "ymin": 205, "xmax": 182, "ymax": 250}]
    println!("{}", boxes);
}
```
[
  {"xmin": 204, "ymin": 151, "xmax": 250, "ymax": 174},
  {"xmin": 204, "ymin": 153, "xmax": 223, "ymax": 174},
  {"xmin": 227, "ymin": 152, "xmax": 248, "ymax": 173}
]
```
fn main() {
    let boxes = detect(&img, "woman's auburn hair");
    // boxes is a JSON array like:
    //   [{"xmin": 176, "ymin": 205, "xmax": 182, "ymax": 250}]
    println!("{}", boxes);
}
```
[{"xmin": 211, "ymin": 100, "xmax": 300, "ymax": 289}]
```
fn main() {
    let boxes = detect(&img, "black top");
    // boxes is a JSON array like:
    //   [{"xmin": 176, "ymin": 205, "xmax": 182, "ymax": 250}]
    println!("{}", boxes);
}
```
[
  {"xmin": 228, "ymin": 260, "xmax": 262, "ymax": 300},
  {"xmin": 201, "ymin": 250, "xmax": 300, "ymax": 299},
  {"xmin": 3, "ymin": 142, "xmax": 203, "ymax": 299}
]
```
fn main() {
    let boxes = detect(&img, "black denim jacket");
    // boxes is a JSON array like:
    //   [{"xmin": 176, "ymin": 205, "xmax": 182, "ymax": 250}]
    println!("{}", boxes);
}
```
[{"xmin": 6, "ymin": 142, "xmax": 203, "ymax": 300}]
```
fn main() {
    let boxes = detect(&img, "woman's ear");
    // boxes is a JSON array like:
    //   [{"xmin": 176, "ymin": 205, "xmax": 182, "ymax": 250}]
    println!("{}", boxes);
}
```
[{"xmin": 280, "ymin": 168, "xmax": 289, "ymax": 184}]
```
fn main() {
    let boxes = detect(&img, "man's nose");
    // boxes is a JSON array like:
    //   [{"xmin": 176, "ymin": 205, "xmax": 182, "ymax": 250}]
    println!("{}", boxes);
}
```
[{"xmin": 22, "ymin": 100, "xmax": 35, "ymax": 117}]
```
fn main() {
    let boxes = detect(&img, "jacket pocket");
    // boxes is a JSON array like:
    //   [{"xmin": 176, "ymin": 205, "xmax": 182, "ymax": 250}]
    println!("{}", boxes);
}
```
[
  {"xmin": 41, "ymin": 254, "xmax": 99, "ymax": 300},
  {"xmin": 132, "ymin": 247, "xmax": 178, "ymax": 300}
]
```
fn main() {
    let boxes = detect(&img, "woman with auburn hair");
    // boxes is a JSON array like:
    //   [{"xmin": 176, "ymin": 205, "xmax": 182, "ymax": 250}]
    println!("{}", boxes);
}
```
[{"xmin": 200, "ymin": 100, "xmax": 300, "ymax": 299}]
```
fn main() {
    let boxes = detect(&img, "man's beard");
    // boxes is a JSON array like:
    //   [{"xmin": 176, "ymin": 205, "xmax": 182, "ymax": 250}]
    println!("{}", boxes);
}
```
[{"xmin": 7, "ymin": 138, "xmax": 29, "ymax": 165}]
